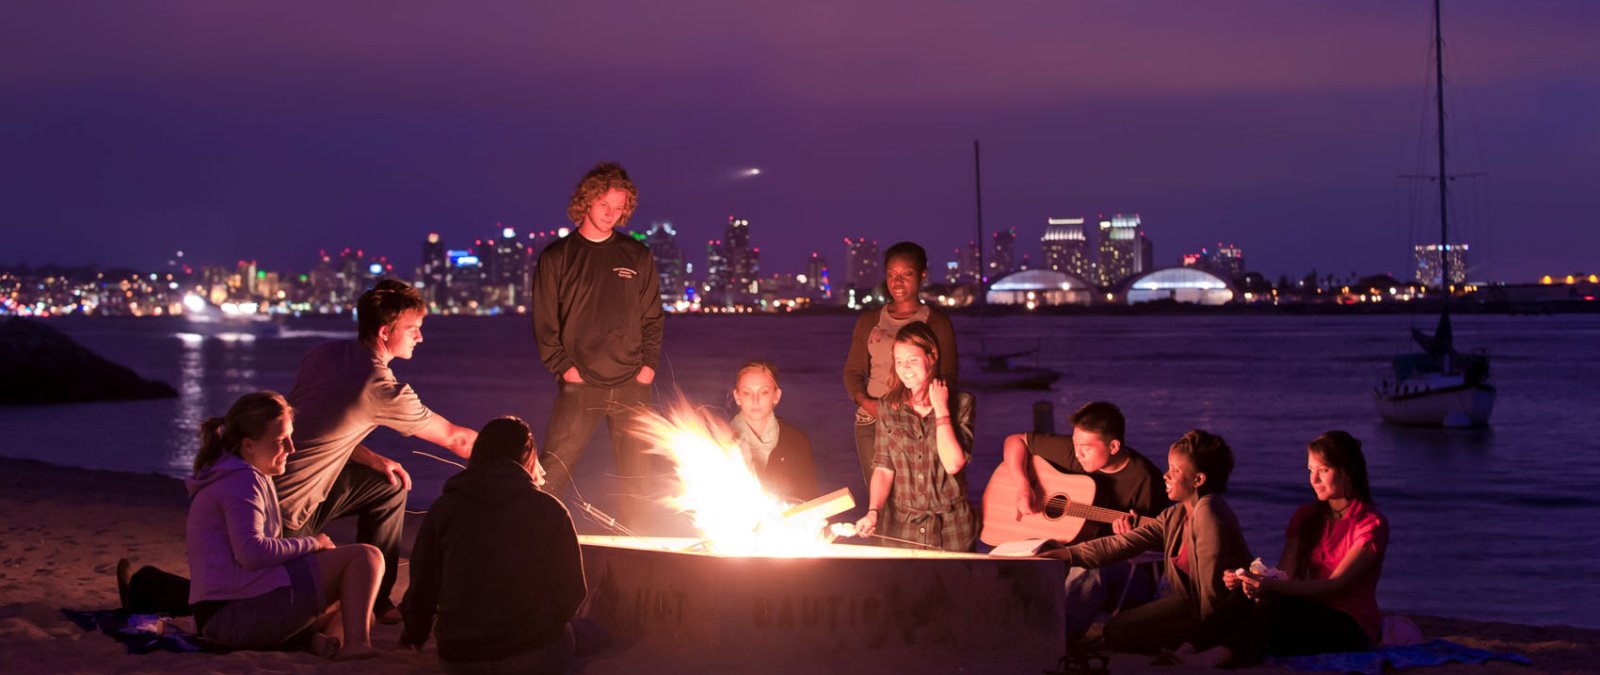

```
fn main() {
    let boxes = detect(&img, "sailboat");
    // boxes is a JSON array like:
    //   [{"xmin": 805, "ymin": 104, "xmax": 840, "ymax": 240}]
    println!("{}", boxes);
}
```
[
  {"xmin": 966, "ymin": 140, "xmax": 1062, "ymax": 390},
  {"xmin": 1373, "ymin": 0, "xmax": 1496, "ymax": 428}
]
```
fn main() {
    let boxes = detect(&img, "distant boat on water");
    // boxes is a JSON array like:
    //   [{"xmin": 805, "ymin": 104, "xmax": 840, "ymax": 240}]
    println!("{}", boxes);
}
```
[
  {"xmin": 969, "ymin": 139, "xmax": 1061, "ymax": 391},
  {"xmin": 1373, "ymin": 0, "xmax": 1495, "ymax": 427}
]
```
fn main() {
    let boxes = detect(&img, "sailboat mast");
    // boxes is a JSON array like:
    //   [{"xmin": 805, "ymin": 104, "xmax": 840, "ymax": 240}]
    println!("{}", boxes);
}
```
[
  {"xmin": 973, "ymin": 139, "xmax": 986, "ymax": 311},
  {"xmin": 1433, "ymin": 0, "xmax": 1452, "ymax": 294}
]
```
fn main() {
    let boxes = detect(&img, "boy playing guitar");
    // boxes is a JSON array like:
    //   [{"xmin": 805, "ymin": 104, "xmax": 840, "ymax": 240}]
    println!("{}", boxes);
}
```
[{"xmin": 988, "ymin": 401, "xmax": 1167, "ymax": 645}]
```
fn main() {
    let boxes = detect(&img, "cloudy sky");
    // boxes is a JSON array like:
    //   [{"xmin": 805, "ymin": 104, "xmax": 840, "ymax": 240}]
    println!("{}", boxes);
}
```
[{"xmin": 4, "ymin": 0, "xmax": 1597, "ymax": 281}]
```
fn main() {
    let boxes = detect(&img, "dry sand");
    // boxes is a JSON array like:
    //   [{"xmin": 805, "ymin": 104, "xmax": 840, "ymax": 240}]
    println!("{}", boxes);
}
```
[{"xmin": 1, "ymin": 457, "xmax": 1591, "ymax": 674}]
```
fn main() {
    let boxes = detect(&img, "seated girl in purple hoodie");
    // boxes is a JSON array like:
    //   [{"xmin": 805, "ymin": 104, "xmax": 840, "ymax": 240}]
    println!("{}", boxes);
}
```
[{"xmin": 185, "ymin": 391, "xmax": 383, "ymax": 659}]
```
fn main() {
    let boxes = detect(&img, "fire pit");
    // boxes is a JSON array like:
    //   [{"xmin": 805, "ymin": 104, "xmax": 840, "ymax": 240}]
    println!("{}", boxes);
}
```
[{"xmin": 579, "ymin": 535, "xmax": 1065, "ymax": 662}]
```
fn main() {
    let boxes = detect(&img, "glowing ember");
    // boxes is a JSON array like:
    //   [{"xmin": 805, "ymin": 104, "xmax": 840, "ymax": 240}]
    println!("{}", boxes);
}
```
[{"xmin": 635, "ymin": 399, "xmax": 840, "ymax": 556}]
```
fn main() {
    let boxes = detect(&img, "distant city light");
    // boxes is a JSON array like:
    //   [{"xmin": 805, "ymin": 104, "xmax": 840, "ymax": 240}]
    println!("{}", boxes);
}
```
[
  {"xmin": 557, "ymin": 227, "xmax": 571, "ymax": 237},
  {"xmin": 182, "ymin": 295, "xmax": 206, "ymax": 313},
  {"xmin": 743, "ymin": 168, "xmax": 761, "ymax": 177},
  {"xmin": 502, "ymin": 227, "xmax": 515, "ymax": 238},
  {"xmin": 369, "ymin": 263, "xmax": 384, "ymax": 275}
]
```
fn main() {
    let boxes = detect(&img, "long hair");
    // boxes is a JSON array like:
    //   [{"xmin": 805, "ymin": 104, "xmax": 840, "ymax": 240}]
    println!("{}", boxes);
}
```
[
  {"xmin": 881, "ymin": 321, "xmax": 940, "ymax": 409},
  {"xmin": 469, "ymin": 416, "xmax": 536, "ymax": 472},
  {"xmin": 194, "ymin": 391, "xmax": 292, "ymax": 474},
  {"xmin": 1295, "ymin": 430, "xmax": 1374, "ymax": 571},
  {"xmin": 1307, "ymin": 430, "xmax": 1373, "ymax": 505},
  {"xmin": 566, "ymin": 162, "xmax": 638, "ymax": 228}
]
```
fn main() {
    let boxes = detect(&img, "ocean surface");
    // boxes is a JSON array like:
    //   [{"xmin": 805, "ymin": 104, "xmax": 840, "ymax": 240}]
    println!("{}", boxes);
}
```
[{"xmin": 3, "ymin": 312, "xmax": 1597, "ymax": 629}]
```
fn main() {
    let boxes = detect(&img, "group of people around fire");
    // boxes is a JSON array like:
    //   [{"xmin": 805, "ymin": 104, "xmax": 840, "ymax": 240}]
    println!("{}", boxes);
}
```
[{"xmin": 123, "ymin": 162, "xmax": 1389, "ymax": 672}]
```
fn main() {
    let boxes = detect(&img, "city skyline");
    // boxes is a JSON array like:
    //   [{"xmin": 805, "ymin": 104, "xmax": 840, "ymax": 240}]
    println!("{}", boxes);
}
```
[{"xmin": 5, "ymin": 2, "xmax": 1599, "ymax": 281}]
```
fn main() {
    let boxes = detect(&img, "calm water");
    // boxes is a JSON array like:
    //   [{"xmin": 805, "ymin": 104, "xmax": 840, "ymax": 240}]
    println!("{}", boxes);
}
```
[{"xmin": 3, "ymin": 313, "xmax": 1597, "ymax": 628}]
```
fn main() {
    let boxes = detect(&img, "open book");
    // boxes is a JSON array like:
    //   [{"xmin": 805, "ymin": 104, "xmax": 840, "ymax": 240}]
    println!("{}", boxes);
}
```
[{"xmin": 988, "ymin": 538, "xmax": 1055, "ymax": 557}]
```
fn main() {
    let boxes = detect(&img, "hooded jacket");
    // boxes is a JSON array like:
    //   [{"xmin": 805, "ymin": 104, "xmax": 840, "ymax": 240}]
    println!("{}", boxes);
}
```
[
  {"xmin": 185, "ymin": 454, "xmax": 320, "ymax": 603},
  {"xmin": 401, "ymin": 460, "xmax": 586, "ymax": 663}
]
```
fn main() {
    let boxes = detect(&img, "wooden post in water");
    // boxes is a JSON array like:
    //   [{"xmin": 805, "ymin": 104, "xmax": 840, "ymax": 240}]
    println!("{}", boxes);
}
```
[{"xmin": 1032, "ymin": 400, "xmax": 1054, "ymax": 434}]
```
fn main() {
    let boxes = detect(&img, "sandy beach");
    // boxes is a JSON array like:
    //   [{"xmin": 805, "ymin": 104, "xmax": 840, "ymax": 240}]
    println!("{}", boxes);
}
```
[{"xmin": 1, "ymin": 456, "xmax": 1591, "ymax": 674}]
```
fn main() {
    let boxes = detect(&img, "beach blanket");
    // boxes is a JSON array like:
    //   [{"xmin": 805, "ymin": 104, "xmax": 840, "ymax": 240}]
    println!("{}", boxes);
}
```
[
  {"xmin": 1274, "ymin": 639, "xmax": 1530, "ymax": 674},
  {"xmin": 60, "ymin": 608, "xmax": 211, "ymax": 655}
]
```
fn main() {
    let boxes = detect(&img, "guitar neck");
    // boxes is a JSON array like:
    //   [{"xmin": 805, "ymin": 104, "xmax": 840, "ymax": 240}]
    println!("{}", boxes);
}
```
[{"xmin": 1058, "ymin": 500, "xmax": 1141, "ymax": 525}]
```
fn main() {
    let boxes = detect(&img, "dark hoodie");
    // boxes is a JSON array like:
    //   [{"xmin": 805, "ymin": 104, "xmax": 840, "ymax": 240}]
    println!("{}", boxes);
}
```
[{"xmin": 400, "ymin": 460, "xmax": 586, "ymax": 663}]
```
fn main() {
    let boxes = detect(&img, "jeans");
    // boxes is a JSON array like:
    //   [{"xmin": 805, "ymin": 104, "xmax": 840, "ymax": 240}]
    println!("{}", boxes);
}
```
[
  {"xmin": 1063, "ymin": 560, "xmax": 1156, "ymax": 643},
  {"xmin": 282, "ymin": 461, "xmax": 406, "ymax": 612},
  {"xmin": 540, "ymin": 379, "xmax": 654, "ymax": 531}
]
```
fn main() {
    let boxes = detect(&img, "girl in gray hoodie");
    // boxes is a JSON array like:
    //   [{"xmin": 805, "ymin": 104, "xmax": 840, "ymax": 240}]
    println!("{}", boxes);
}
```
[{"xmin": 185, "ymin": 391, "xmax": 383, "ymax": 659}]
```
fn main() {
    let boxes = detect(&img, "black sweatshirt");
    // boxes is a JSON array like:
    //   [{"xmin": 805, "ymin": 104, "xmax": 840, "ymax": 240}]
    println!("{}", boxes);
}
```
[
  {"xmin": 532, "ymin": 232, "xmax": 664, "ymax": 388},
  {"xmin": 400, "ymin": 461, "xmax": 586, "ymax": 663}
]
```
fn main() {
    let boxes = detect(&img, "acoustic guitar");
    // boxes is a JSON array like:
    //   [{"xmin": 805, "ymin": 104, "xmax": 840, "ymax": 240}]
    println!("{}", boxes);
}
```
[{"xmin": 980, "ymin": 455, "xmax": 1146, "ymax": 546}]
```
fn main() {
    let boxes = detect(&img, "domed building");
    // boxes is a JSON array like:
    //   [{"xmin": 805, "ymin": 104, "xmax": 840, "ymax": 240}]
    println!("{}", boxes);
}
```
[
  {"xmin": 1124, "ymin": 267, "xmax": 1234, "ymax": 306},
  {"xmin": 986, "ymin": 269, "xmax": 1093, "ymax": 307}
]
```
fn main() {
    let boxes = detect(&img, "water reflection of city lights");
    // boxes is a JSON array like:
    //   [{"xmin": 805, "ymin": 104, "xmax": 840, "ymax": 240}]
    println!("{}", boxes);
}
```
[{"xmin": 175, "ymin": 332, "xmax": 204, "ymax": 345}]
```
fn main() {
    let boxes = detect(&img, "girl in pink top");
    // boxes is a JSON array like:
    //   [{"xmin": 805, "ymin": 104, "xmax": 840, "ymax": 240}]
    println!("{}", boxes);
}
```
[{"xmin": 1173, "ymin": 430, "xmax": 1388, "ymax": 667}]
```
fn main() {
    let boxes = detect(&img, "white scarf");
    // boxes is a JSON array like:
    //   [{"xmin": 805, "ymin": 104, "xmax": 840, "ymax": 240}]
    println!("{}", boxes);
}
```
[{"xmin": 731, "ymin": 412, "xmax": 780, "ymax": 469}]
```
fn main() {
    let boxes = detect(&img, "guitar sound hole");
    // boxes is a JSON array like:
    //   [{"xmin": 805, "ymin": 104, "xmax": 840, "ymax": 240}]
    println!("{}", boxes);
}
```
[{"xmin": 1043, "ymin": 495, "xmax": 1068, "ymax": 519}]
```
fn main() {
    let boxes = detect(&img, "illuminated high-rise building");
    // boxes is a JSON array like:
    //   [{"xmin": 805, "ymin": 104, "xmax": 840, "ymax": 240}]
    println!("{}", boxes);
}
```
[
  {"xmin": 419, "ymin": 232, "xmax": 448, "ymax": 306},
  {"xmin": 1413, "ymin": 243, "xmax": 1468, "ymax": 288},
  {"xmin": 805, "ymin": 252, "xmax": 831, "ymax": 299},
  {"xmin": 989, "ymin": 228, "xmax": 1016, "ymax": 279},
  {"xmin": 1042, "ymin": 218, "xmax": 1093, "ymax": 282},
  {"xmin": 1096, "ymin": 214, "xmax": 1146, "ymax": 286},
  {"xmin": 723, "ymin": 216, "xmax": 760, "ymax": 303},
  {"xmin": 645, "ymin": 221, "xmax": 689, "ymax": 304},
  {"xmin": 843, "ymin": 237, "xmax": 881, "ymax": 295}
]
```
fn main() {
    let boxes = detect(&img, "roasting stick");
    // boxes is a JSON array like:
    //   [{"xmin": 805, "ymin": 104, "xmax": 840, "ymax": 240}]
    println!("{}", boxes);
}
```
[{"xmin": 411, "ymin": 449, "xmax": 644, "ymax": 540}]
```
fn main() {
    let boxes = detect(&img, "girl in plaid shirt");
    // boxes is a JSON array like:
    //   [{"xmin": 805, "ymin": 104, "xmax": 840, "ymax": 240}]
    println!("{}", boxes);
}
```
[{"xmin": 853, "ymin": 321, "xmax": 977, "ymax": 552}]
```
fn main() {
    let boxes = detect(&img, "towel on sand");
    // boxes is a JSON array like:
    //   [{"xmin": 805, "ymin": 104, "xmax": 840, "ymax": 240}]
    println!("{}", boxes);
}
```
[
  {"xmin": 61, "ymin": 609, "xmax": 209, "ymax": 655},
  {"xmin": 1274, "ymin": 639, "xmax": 1530, "ymax": 674}
]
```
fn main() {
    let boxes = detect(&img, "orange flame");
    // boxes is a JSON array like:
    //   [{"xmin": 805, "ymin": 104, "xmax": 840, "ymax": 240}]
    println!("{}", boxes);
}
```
[{"xmin": 634, "ymin": 399, "xmax": 834, "ymax": 556}]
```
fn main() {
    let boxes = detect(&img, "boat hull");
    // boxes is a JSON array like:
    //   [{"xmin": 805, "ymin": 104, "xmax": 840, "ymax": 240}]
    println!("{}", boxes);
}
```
[{"xmin": 1373, "ymin": 384, "xmax": 1496, "ymax": 427}]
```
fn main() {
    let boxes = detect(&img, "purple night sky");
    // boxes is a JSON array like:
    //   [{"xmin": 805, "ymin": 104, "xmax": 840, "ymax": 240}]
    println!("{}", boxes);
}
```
[{"xmin": 4, "ymin": 1, "xmax": 1597, "ymax": 281}]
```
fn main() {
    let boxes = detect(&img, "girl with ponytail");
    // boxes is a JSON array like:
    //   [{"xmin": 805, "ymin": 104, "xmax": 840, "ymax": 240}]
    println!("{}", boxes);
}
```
[{"xmin": 184, "ymin": 391, "xmax": 384, "ymax": 659}]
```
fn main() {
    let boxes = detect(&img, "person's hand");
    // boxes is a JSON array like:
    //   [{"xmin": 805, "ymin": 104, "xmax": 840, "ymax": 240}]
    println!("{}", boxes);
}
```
[
  {"xmin": 635, "ymin": 365, "xmax": 655, "ymax": 384},
  {"xmin": 860, "ymin": 398, "xmax": 880, "ymax": 418},
  {"xmin": 561, "ymin": 367, "xmax": 585, "ymax": 383},
  {"xmin": 1016, "ymin": 484, "xmax": 1039, "ymax": 516},
  {"xmin": 313, "ymin": 533, "xmax": 336, "ymax": 550},
  {"xmin": 1239, "ymin": 571, "xmax": 1264, "ymax": 600},
  {"xmin": 854, "ymin": 510, "xmax": 880, "ymax": 538},
  {"xmin": 377, "ymin": 455, "xmax": 414, "ymax": 491},
  {"xmin": 1112, "ymin": 510, "xmax": 1138, "ymax": 535},
  {"xmin": 928, "ymin": 378, "xmax": 950, "ymax": 416},
  {"xmin": 1223, "ymin": 568, "xmax": 1241, "ymax": 591}
]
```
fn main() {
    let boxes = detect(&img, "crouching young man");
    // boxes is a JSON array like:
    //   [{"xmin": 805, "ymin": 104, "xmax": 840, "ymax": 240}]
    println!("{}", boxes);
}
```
[{"xmin": 400, "ymin": 417, "xmax": 586, "ymax": 675}]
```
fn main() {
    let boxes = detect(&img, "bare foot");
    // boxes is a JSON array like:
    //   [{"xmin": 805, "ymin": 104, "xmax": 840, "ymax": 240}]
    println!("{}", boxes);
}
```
[
  {"xmin": 336, "ymin": 644, "xmax": 381, "ymax": 660},
  {"xmin": 308, "ymin": 632, "xmax": 341, "ymax": 659}
]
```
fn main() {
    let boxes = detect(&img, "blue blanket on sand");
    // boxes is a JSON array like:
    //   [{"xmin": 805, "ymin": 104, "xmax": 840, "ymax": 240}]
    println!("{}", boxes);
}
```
[
  {"xmin": 61, "ymin": 609, "xmax": 208, "ymax": 655},
  {"xmin": 1275, "ymin": 639, "xmax": 1530, "ymax": 674}
]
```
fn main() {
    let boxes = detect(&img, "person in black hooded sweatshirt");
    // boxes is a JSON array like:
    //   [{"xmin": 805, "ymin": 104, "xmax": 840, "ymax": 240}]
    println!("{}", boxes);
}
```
[{"xmin": 400, "ymin": 417, "xmax": 585, "ymax": 674}]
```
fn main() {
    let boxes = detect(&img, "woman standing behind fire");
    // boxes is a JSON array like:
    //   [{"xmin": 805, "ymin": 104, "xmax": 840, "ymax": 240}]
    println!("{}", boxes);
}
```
[
  {"xmin": 843, "ymin": 241, "xmax": 958, "ymax": 521},
  {"xmin": 852, "ymin": 321, "xmax": 976, "ymax": 552}
]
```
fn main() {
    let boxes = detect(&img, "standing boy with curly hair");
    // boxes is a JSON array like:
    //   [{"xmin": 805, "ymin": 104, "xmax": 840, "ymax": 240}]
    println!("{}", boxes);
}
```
[{"xmin": 532, "ymin": 162, "xmax": 664, "ymax": 530}]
